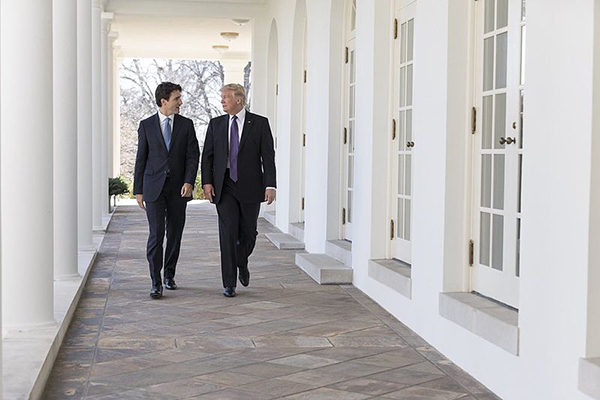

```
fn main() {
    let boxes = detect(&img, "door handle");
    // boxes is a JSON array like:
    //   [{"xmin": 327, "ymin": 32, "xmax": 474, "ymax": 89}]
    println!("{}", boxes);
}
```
[
  {"xmin": 406, "ymin": 141, "xmax": 415, "ymax": 148},
  {"xmin": 499, "ymin": 137, "xmax": 515, "ymax": 145}
]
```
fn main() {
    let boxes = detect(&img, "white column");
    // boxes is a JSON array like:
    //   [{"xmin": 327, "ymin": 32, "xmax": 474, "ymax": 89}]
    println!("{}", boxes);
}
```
[
  {"xmin": 221, "ymin": 58, "xmax": 248, "ymax": 85},
  {"xmin": 113, "ymin": 48, "xmax": 123, "ymax": 178},
  {"xmin": 107, "ymin": 32, "xmax": 118, "ymax": 179},
  {"xmin": 92, "ymin": 1, "xmax": 103, "ymax": 229},
  {"xmin": 53, "ymin": 0, "xmax": 79, "ymax": 280},
  {"xmin": 78, "ymin": 0, "xmax": 94, "ymax": 250},
  {"xmin": 1, "ymin": 0, "xmax": 55, "ymax": 330},
  {"xmin": 101, "ymin": 13, "xmax": 113, "ymax": 217},
  {"xmin": 0, "ymin": 0, "xmax": 3, "ymax": 384}
]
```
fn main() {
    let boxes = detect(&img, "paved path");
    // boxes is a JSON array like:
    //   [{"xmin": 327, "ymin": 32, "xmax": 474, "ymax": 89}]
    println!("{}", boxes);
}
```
[{"xmin": 43, "ymin": 204, "xmax": 498, "ymax": 400}]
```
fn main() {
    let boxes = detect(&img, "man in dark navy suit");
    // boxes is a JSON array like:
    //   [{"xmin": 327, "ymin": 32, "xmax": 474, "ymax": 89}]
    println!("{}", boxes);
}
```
[
  {"xmin": 134, "ymin": 82, "xmax": 200, "ymax": 299},
  {"xmin": 201, "ymin": 84, "xmax": 276, "ymax": 298}
]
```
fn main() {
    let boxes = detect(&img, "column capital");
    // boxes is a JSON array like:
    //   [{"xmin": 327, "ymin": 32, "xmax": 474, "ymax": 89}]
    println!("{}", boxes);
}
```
[
  {"xmin": 92, "ymin": 0, "xmax": 106, "ymax": 10},
  {"xmin": 108, "ymin": 31, "xmax": 119, "ymax": 43},
  {"xmin": 101, "ymin": 12, "xmax": 114, "ymax": 32},
  {"xmin": 114, "ymin": 46, "xmax": 124, "ymax": 60}
]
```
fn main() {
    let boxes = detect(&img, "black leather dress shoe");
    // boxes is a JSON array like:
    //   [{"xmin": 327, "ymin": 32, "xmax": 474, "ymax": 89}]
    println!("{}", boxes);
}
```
[
  {"xmin": 150, "ymin": 285, "xmax": 163, "ymax": 299},
  {"xmin": 239, "ymin": 266, "xmax": 250, "ymax": 287},
  {"xmin": 223, "ymin": 287, "xmax": 236, "ymax": 297},
  {"xmin": 164, "ymin": 278, "xmax": 178, "ymax": 290}
]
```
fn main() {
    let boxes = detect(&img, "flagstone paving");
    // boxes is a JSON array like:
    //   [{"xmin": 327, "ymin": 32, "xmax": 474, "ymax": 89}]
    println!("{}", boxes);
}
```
[{"xmin": 42, "ymin": 204, "xmax": 499, "ymax": 400}]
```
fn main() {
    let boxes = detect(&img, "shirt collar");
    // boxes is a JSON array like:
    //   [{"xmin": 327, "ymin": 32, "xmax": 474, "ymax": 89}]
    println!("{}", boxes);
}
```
[
  {"xmin": 158, "ymin": 110, "xmax": 174, "ymax": 122},
  {"xmin": 230, "ymin": 108, "xmax": 246, "ymax": 121}
]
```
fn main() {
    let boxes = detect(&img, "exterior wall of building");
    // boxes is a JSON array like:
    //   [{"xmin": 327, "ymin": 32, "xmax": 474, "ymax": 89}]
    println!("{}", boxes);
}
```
[{"xmin": 262, "ymin": 0, "xmax": 598, "ymax": 398}]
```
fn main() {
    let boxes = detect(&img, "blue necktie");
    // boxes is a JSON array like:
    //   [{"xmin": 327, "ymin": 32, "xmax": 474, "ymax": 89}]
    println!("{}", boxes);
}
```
[
  {"xmin": 163, "ymin": 117, "xmax": 171, "ymax": 151},
  {"xmin": 230, "ymin": 115, "xmax": 239, "ymax": 182}
]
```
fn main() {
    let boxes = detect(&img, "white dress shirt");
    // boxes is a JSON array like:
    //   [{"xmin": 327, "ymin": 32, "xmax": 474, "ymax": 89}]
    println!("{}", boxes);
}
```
[
  {"xmin": 158, "ymin": 110, "xmax": 174, "ymax": 136},
  {"xmin": 227, "ymin": 108, "xmax": 275, "ymax": 191},
  {"xmin": 227, "ymin": 108, "xmax": 246, "ymax": 168}
]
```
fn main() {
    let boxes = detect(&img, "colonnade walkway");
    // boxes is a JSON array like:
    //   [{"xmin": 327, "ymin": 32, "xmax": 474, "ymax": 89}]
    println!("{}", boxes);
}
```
[{"xmin": 42, "ymin": 204, "xmax": 498, "ymax": 400}]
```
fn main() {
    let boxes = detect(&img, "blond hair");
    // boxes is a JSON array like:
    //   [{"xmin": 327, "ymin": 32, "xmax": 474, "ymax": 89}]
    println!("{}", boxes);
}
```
[{"xmin": 220, "ymin": 83, "xmax": 247, "ymax": 107}]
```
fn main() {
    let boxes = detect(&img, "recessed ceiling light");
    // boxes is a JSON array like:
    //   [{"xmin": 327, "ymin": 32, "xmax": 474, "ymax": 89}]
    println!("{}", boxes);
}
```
[
  {"xmin": 220, "ymin": 32, "xmax": 239, "ymax": 41},
  {"xmin": 231, "ymin": 18, "xmax": 250, "ymax": 26},
  {"xmin": 212, "ymin": 45, "xmax": 229, "ymax": 53}
]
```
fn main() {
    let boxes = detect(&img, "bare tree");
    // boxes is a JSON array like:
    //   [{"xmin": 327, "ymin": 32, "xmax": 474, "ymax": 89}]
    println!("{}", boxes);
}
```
[{"xmin": 119, "ymin": 58, "xmax": 225, "ymax": 184}]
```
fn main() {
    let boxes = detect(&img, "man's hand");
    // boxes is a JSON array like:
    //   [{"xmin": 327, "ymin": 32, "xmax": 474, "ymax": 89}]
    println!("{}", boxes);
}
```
[
  {"xmin": 181, "ymin": 183, "xmax": 193, "ymax": 198},
  {"xmin": 203, "ymin": 184, "xmax": 215, "ymax": 203},
  {"xmin": 265, "ymin": 189, "xmax": 276, "ymax": 205},
  {"xmin": 136, "ymin": 194, "xmax": 145, "ymax": 210}
]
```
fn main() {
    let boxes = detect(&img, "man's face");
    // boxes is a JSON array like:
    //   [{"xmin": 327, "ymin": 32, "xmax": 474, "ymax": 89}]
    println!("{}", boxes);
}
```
[
  {"xmin": 221, "ymin": 90, "xmax": 241, "ymax": 114},
  {"xmin": 161, "ymin": 90, "xmax": 182, "ymax": 115}
]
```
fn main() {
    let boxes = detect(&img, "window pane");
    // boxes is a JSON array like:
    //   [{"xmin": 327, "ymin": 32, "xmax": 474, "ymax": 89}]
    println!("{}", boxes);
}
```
[
  {"xmin": 350, "ymin": 50, "xmax": 356, "ymax": 84},
  {"xmin": 406, "ymin": 109, "xmax": 412, "ymax": 143},
  {"xmin": 407, "ymin": 64, "xmax": 413, "ymax": 106},
  {"xmin": 351, "ymin": 0, "xmax": 356, "ymax": 31},
  {"xmin": 520, "ymin": 26, "xmax": 526, "ymax": 86},
  {"xmin": 407, "ymin": 19, "xmax": 414, "ymax": 61},
  {"xmin": 398, "ymin": 110, "xmax": 405, "ymax": 150},
  {"xmin": 404, "ymin": 199, "xmax": 411, "ymax": 241},
  {"xmin": 398, "ymin": 199, "xmax": 404, "ymax": 238},
  {"xmin": 482, "ymin": 95, "xmax": 493, "ymax": 149},
  {"xmin": 495, "ymin": 32, "xmax": 508, "ymax": 89},
  {"xmin": 399, "ymin": 66, "xmax": 406, "ymax": 107},
  {"xmin": 493, "ymin": 154, "xmax": 505, "ymax": 210},
  {"xmin": 406, "ymin": 154, "xmax": 412, "ymax": 196},
  {"xmin": 516, "ymin": 218, "xmax": 521, "ymax": 276},
  {"xmin": 348, "ymin": 154, "xmax": 354, "ymax": 188},
  {"xmin": 349, "ymin": 85, "xmax": 355, "ymax": 118},
  {"xmin": 401, "ymin": 22, "xmax": 407, "ymax": 63},
  {"xmin": 348, "ymin": 190, "xmax": 353, "ymax": 223},
  {"xmin": 519, "ymin": 90, "xmax": 524, "ymax": 148},
  {"xmin": 485, "ymin": 0, "xmax": 495, "ymax": 34},
  {"xmin": 481, "ymin": 154, "xmax": 492, "ymax": 208},
  {"xmin": 349, "ymin": 120, "xmax": 355, "ymax": 152},
  {"xmin": 484, "ymin": 37, "xmax": 494, "ymax": 91},
  {"xmin": 518, "ymin": 154, "xmax": 523, "ymax": 213},
  {"xmin": 398, "ymin": 154, "xmax": 405, "ymax": 196},
  {"xmin": 497, "ymin": 0, "xmax": 508, "ymax": 28},
  {"xmin": 480, "ymin": 212, "xmax": 491, "ymax": 266},
  {"xmin": 494, "ymin": 93, "xmax": 506, "ymax": 149},
  {"xmin": 492, "ymin": 214, "xmax": 504, "ymax": 270}
]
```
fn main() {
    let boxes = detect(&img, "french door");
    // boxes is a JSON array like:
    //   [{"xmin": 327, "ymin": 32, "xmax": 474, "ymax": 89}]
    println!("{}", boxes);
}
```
[
  {"xmin": 471, "ymin": 0, "xmax": 525, "ymax": 308},
  {"xmin": 300, "ymin": 19, "xmax": 307, "ymax": 222},
  {"xmin": 390, "ymin": 1, "xmax": 415, "ymax": 263},
  {"xmin": 342, "ymin": 1, "xmax": 356, "ymax": 241}
]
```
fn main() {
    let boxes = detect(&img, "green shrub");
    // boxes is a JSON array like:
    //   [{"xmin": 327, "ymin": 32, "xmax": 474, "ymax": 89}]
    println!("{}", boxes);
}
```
[
  {"xmin": 109, "ymin": 176, "xmax": 129, "ymax": 197},
  {"xmin": 194, "ymin": 173, "xmax": 206, "ymax": 200}
]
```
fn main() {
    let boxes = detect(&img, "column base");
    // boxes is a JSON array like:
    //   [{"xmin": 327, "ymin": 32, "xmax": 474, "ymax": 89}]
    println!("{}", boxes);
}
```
[
  {"xmin": 3, "ymin": 319, "xmax": 58, "ymax": 337},
  {"xmin": 54, "ymin": 273, "xmax": 82, "ymax": 282}
]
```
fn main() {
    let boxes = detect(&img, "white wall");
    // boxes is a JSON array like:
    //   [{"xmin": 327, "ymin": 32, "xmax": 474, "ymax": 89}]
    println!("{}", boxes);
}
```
[
  {"xmin": 262, "ymin": 0, "xmax": 598, "ymax": 398},
  {"xmin": 517, "ymin": 0, "xmax": 594, "ymax": 398}
]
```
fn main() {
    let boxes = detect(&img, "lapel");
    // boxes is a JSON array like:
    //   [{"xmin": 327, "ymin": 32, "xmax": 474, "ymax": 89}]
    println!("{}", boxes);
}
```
[
  {"xmin": 220, "ymin": 114, "xmax": 229, "ymax": 158},
  {"xmin": 152, "ymin": 113, "xmax": 169, "ymax": 154},
  {"xmin": 238, "ymin": 110, "xmax": 254, "ymax": 153},
  {"xmin": 170, "ymin": 114, "xmax": 181, "ymax": 153}
]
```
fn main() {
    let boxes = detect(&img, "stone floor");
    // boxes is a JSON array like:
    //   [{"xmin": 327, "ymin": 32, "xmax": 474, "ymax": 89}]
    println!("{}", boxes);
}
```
[{"xmin": 42, "ymin": 204, "xmax": 499, "ymax": 400}]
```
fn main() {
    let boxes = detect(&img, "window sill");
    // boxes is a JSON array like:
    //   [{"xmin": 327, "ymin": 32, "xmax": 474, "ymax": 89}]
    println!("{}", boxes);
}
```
[{"xmin": 439, "ymin": 292, "xmax": 519, "ymax": 355}]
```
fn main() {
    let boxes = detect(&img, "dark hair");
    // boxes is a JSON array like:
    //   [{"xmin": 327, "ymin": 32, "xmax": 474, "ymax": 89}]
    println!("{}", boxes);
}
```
[{"xmin": 155, "ymin": 82, "xmax": 182, "ymax": 107}]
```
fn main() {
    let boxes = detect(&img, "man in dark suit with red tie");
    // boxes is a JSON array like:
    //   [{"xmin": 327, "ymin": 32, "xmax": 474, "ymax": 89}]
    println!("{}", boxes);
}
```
[
  {"xmin": 201, "ymin": 83, "xmax": 276, "ymax": 297},
  {"xmin": 134, "ymin": 82, "xmax": 200, "ymax": 299}
]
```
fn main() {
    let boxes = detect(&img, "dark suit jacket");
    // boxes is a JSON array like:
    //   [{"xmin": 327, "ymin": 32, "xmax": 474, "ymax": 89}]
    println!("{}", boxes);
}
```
[
  {"xmin": 201, "ymin": 111, "xmax": 276, "ymax": 204},
  {"xmin": 134, "ymin": 113, "xmax": 200, "ymax": 203}
]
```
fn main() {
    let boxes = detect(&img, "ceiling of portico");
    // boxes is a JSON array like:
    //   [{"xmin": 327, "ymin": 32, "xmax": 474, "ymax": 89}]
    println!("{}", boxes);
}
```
[
  {"xmin": 111, "ymin": 15, "xmax": 253, "ymax": 60},
  {"xmin": 107, "ymin": 0, "xmax": 264, "ymax": 61}
]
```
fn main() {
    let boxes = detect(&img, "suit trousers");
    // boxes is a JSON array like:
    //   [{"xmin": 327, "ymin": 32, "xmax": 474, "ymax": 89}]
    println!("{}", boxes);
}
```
[
  {"xmin": 216, "ymin": 172, "xmax": 261, "ymax": 288},
  {"xmin": 145, "ymin": 177, "xmax": 187, "ymax": 286}
]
